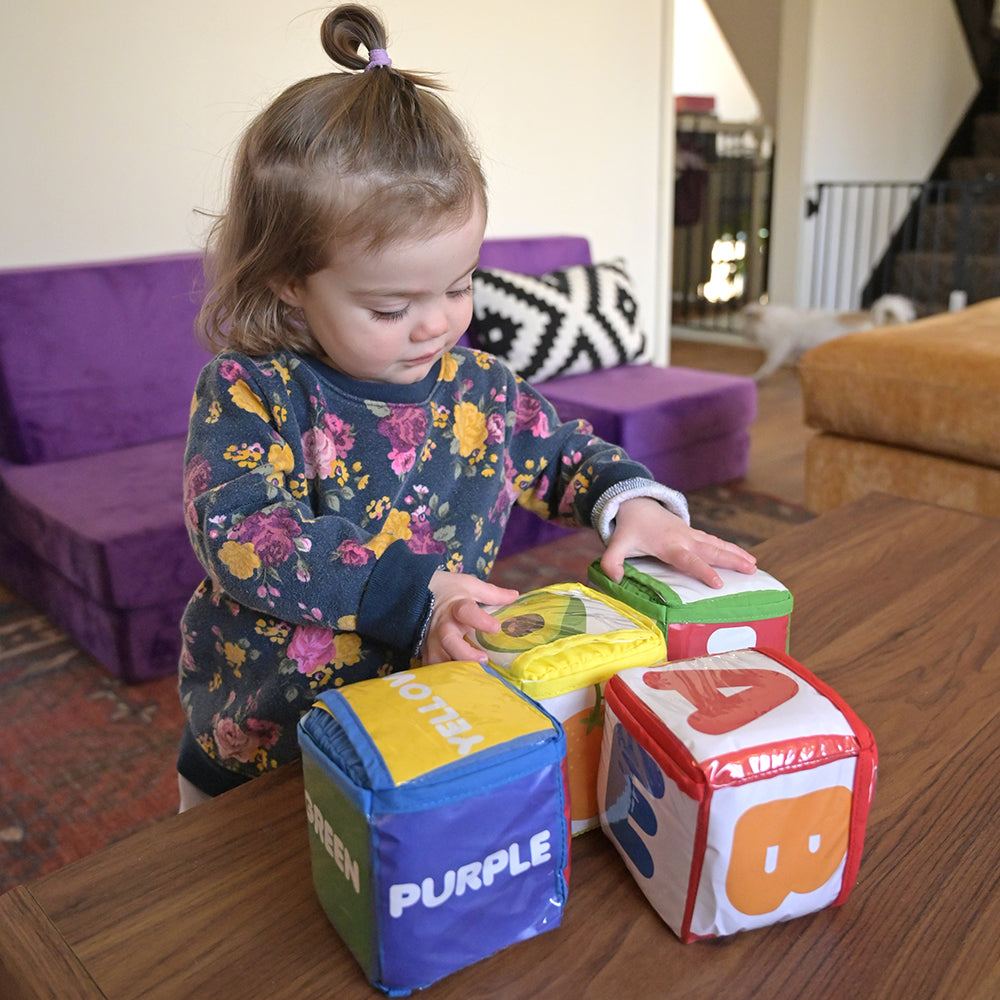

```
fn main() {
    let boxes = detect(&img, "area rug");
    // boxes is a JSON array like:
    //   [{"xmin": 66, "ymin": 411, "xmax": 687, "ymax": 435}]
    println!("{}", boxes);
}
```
[{"xmin": 0, "ymin": 484, "xmax": 811, "ymax": 896}]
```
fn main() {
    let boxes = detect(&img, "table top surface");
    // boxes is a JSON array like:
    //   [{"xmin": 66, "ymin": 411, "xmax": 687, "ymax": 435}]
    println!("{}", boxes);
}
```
[{"xmin": 3, "ymin": 493, "xmax": 1000, "ymax": 1000}]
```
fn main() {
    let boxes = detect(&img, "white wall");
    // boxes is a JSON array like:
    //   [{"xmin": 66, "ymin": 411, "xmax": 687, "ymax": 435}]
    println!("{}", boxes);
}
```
[
  {"xmin": 673, "ymin": 0, "xmax": 760, "ymax": 123},
  {"xmin": 770, "ymin": 0, "xmax": 978, "ymax": 306},
  {"xmin": 0, "ymin": 0, "xmax": 673, "ymax": 357}
]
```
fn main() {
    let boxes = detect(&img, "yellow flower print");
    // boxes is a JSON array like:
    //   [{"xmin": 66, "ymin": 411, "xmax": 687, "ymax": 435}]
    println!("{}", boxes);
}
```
[
  {"xmin": 189, "ymin": 393, "xmax": 198, "ymax": 419},
  {"xmin": 334, "ymin": 632, "xmax": 362, "ymax": 667},
  {"xmin": 439, "ymin": 352, "xmax": 459, "ymax": 381},
  {"xmin": 209, "ymin": 672, "xmax": 222, "ymax": 693},
  {"xmin": 337, "ymin": 615, "xmax": 357, "ymax": 630},
  {"xmin": 224, "ymin": 443, "xmax": 264, "ymax": 469},
  {"xmin": 475, "ymin": 351, "xmax": 493, "ymax": 370},
  {"xmin": 432, "ymin": 403, "xmax": 449, "ymax": 429},
  {"xmin": 272, "ymin": 360, "xmax": 291, "ymax": 384},
  {"xmin": 272, "ymin": 404, "xmax": 287, "ymax": 427},
  {"xmin": 206, "ymin": 400, "xmax": 222, "ymax": 424},
  {"xmin": 454, "ymin": 401, "xmax": 487, "ymax": 459},
  {"xmin": 367, "ymin": 508, "xmax": 412, "ymax": 557},
  {"xmin": 229, "ymin": 380, "xmax": 270, "ymax": 420},
  {"xmin": 367, "ymin": 496, "xmax": 391, "ymax": 519},
  {"xmin": 268, "ymin": 442, "xmax": 293, "ymax": 474},
  {"xmin": 219, "ymin": 540, "xmax": 261, "ymax": 579},
  {"xmin": 290, "ymin": 475, "xmax": 308, "ymax": 498},
  {"xmin": 223, "ymin": 642, "xmax": 246, "ymax": 676},
  {"xmin": 255, "ymin": 619, "xmax": 290, "ymax": 643},
  {"xmin": 356, "ymin": 474, "xmax": 369, "ymax": 491}
]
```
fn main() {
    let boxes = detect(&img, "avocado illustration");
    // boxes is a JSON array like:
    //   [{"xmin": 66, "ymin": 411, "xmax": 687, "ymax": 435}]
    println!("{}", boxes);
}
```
[{"xmin": 476, "ymin": 590, "xmax": 588, "ymax": 653}]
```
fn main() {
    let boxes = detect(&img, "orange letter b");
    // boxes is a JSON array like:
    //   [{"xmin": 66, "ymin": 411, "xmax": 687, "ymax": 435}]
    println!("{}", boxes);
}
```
[{"xmin": 725, "ymin": 787, "xmax": 852, "ymax": 916}]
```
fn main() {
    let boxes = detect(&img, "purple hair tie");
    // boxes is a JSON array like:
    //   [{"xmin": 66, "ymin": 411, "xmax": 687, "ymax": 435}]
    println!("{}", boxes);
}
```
[{"xmin": 365, "ymin": 48, "xmax": 392, "ymax": 71}]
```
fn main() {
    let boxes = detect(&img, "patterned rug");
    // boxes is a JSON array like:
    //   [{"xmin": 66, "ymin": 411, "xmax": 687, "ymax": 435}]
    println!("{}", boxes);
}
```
[{"xmin": 0, "ymin": 483, "xmax": 811, "ymax": 896}]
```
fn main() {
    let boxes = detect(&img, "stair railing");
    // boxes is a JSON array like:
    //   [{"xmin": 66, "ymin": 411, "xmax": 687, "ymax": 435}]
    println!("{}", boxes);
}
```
[
  {"xmin": 671, "ymin": 115, "xmax": 774, "ymax": 334},
  {"xmin": 807, "ymin": 177, "xmax": 1000, "ymax": 315}
]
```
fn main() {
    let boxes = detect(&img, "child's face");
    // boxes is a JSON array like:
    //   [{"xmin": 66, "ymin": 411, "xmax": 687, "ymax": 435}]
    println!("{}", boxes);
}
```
[{"xmin": 276, "ymin": 203, "xmax": 486, "ymax": 383}]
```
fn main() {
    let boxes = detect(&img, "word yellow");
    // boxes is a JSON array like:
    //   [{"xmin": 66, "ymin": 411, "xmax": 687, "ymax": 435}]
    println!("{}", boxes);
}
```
[
  {"xmin": 387, "ymin": 672, "xmax": 485, "ymax": 755},
  {"xmin": 305, "ymin": 789, "xmax": 361, "ymax": 894},
  {"xmin": 388, "ymin": 830, "xmax": 553, "ymax": 918}
]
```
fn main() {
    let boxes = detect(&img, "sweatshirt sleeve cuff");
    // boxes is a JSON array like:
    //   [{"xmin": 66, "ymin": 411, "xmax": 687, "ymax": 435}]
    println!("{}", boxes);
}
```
[
  {"xmin": 356, "ymin": 541, "xmax": 441, "ymax": 654},
  {"xmin": 591, "ymin": 478, "xmax": 690, "ymax": 544}
]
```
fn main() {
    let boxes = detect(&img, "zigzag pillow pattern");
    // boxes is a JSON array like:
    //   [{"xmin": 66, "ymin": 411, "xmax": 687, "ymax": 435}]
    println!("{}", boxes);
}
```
[{"xmin": 470, "ymin": 260, "xmax": 648, "ymax": 384}]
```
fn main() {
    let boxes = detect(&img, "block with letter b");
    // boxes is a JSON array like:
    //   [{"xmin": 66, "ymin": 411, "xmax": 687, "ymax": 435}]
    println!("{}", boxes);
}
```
[{"xmin": 598, "ymin": 647, "xmax": 877, "ymax": 941}]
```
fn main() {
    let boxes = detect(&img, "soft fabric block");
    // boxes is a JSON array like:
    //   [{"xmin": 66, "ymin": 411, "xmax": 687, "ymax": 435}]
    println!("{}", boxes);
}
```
[
  {"xmin": 799, "ymin": 297, "xmax": 1000, "ymax": 467},
  {"xmin": 470, "ymin": 260, "xmax": 650, "ymax": 383},
  {"xmin": 588, "ymin": 558, "xmax": 792, "ymax": 659},
  {"xmin": 298, "ymin": 662, "xmax": 569, "ymax": 996},
  {"xmin": 599, "ymin": 648, "xmax": 877, "ymax": 941},
  {"xmin": 473, "ymin": 583, "xmax": 666, "ymax": 834}
]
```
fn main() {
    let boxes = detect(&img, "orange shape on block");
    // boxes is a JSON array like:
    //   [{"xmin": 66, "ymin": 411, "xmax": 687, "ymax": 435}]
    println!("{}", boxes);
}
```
[
  {"xmin": 563, "ymin": 685, "xmax": 605, "ymax": 822},
  {"xmin": 643, "ymin": 668, "xmax": 799, "ymax": 735},
  {"xmin": 725, "ymin": 786, "xmax": 852, "ymax": 915}
]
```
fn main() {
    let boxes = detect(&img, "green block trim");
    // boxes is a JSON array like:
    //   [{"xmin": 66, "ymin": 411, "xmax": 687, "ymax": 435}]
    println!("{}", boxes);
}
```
[{"xmin": 302, "ymin": 751, "xmax": 376, "ymax": 979}]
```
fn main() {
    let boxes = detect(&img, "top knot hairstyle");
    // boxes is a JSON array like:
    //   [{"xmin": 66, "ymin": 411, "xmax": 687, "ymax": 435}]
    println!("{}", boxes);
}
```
[{"xmin": 198, "ymin": 3, "xmax": 488, "ymax": 356}]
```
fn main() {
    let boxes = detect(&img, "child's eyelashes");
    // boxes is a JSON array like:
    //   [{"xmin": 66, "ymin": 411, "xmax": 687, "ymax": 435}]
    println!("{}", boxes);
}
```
[
  {"xmin": 369, "ymin": 285, "xmax": 473, "ymax": 323},
  {"xmin": 371, "ymin": 306, "xmax": 410, "ymax": 323}
]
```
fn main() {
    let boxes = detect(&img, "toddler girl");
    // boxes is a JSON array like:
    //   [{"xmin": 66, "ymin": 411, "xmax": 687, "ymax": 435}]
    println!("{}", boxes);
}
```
[{"xmin": 177, "ymin": 2, "xmax": 755, "ymax": 809}]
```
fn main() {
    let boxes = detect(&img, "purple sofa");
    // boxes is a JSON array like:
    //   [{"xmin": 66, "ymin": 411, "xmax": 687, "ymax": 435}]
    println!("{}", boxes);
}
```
[{"xmin": 0, "ymin": 237, "xmax": 755, "ymax": 682}]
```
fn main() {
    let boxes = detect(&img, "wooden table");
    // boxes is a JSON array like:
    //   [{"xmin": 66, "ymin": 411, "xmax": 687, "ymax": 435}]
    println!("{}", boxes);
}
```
[{"xmin": 3, "ymin": 493, "xmax": 1000, "ymax": 1000}]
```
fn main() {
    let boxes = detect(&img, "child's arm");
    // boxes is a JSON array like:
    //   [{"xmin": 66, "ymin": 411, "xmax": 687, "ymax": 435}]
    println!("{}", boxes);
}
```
[
  {"xmin": 598, "ymin": 495, "xmax": 756, "ymax": 589},
  {"xmin": 420, "ymin": 570, "xmax": 519, "ymax": 664}
]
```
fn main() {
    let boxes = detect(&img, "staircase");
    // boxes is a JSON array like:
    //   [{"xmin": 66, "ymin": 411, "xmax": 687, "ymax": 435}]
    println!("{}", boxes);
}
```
[{"xmin": 863, "ymin": 6, "xmax": 1000, "ymax": 314}]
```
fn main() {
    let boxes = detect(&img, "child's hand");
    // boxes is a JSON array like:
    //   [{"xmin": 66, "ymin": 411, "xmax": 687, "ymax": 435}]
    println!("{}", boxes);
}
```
[
  {"xmin": 422, "ymin": 570, "xmax": 519, "ymax": 665},
  {"xmin": 600, "ymin": 496, "xmax": 757, "ymax": 589}
]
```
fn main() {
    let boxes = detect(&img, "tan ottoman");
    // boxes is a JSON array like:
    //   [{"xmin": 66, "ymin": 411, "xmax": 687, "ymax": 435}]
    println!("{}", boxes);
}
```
[{"xmin": 799, "ymin": 298, "xmax": 1000, "ymax": 517}]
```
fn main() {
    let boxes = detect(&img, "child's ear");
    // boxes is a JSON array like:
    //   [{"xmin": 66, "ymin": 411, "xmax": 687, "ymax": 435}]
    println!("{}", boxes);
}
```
[{"xmin": 270, "ymin": 275, "xmax": 303, "ymax": 308}]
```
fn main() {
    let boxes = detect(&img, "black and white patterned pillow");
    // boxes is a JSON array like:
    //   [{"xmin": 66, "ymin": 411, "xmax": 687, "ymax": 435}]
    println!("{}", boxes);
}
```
[{"xmin": 469, "ymin": 259, "xmax": 648, "ymax": 383}]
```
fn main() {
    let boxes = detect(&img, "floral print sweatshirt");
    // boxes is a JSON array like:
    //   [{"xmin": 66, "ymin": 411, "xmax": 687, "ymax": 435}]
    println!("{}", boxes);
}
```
[{"xmin": 179, "ymin": 346, "xmax": 666, "ymax": 783}]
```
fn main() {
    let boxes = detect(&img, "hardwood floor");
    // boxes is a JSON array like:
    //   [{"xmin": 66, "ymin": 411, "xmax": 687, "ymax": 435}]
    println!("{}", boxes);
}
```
[{"xmin": 668, "ymin": 337, "xmax": 813, "ymax": 507}]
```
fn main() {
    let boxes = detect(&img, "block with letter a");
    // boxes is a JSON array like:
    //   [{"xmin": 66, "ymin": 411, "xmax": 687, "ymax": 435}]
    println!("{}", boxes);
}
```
[{"xmin": 597, "ymin": 647, "xmax": 877, "ymax": 941}]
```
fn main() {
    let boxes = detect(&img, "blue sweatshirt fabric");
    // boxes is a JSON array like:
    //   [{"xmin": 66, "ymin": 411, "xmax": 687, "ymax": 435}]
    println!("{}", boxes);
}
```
[{"xmin": 179, "ymin": 346, "xmax": 658, "ymax": 783}]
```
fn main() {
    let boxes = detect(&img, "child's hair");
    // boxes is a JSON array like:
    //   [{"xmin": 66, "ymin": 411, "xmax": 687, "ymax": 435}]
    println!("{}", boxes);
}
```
[{"xmin": 197, "ymin": 3, "xmax": 488, "ymax": 356}]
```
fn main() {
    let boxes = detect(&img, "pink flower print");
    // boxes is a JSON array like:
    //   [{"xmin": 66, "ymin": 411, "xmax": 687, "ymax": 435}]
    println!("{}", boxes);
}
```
[
  {"xmin": 513, "ymin": 393, "xmax": 550, "ymax": 437},
  {"xmin": 389, "ymin": 448, "xmax": 416, "ymax": 476},
  {"xmin": 486, "ymin": 411, "xmax": 506, "ymax": 445},
  {"xmin": 183, "ymin": 455, "xmax": 212, "ymax": 529},
  {"xmin": 490, "ymin": 453, "xmax": 520, "ymax": 521},
  {"xmin": 407, "ymin": 519, "xmax": 446, "ymax": 555},
  {"xmin": 214, "ymin": 715, "xmax": 280, "ymax": 762},
  {"xmin": 287, "ymin": 624, "xmax": 338, "ymax": 675},
  {"xmin": 218, "ymin": 359, "xmax": 248, "ymax": 383},
  {"xmin": 301, "ymin": 427, "xmax": 339, "ymax": 479},
  {"xmin": 230, "ymin": 508, "xmax": 302, "ymax": 566},
  {"xmin": 378, "ymin": 405, "xmax": 428, "ymax": 475},
  {"xmin": 379, "ymin": 405, "xmax": 428, "ymax": 449},
  {"xmin": 336, "ymin": 538, "xmax": 372, "ymax": 566},
  {"xmin": 323, "ymin": 413, "xmax": 355, "ymax": 455}
]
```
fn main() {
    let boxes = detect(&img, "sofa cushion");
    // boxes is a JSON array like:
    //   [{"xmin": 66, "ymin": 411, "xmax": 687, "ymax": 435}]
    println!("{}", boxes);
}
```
[
  {"xmin": 470, "ymin": 260, "xmax": 650, "ymax": 383},
  {"xmin": 0, "ymin": 436, "xmax": 204, "ymax": 609},
  {"xmin": 805, "ymin": 432, "xmax": 1000, "ymax": 517},
  {"xmin": 0, "ymin": 254, "xmax": 210, "ymax": 464},
  {"xmin": 539, "ymin": 363, "xmax": 756, "ymax": 478},
  {"xmin": 799, "ymin": 297, "xmax": 1000, "ymax": 467}
]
